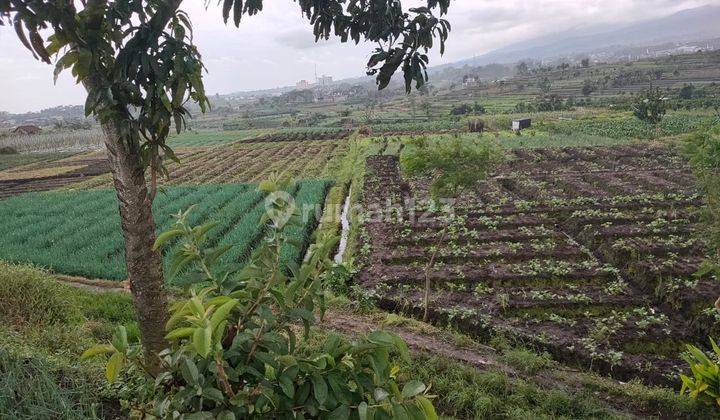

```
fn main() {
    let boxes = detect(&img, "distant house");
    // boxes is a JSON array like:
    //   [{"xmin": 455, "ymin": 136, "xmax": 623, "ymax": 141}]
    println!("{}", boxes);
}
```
[
  {"xmin": 512, "ymin": 119, "xmax": 531, "ymax": 131},
  {"xmin": 12, "ymin": 125, "xmax": 42, "ymax": 135},
  {"xmin": 463, "ymin": 75, "xmax": 478, "ymax": 87}
]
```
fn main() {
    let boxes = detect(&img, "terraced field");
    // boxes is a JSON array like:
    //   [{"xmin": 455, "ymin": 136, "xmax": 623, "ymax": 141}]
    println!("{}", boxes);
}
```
[
  {"xmin": 357, "ymin": 143, "xmax": 717, "ymax": 385},
  {"xmin": 0, "ymin": 151, "xmax": 109, "ymax": 198},
  {"xmin": 77, "ymin": 139, "xmax": 349, "ymax": 189}
]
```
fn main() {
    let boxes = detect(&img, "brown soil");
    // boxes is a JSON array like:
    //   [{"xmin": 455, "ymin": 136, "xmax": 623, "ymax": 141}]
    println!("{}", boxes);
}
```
[{"xmin": 356, "ymin": 144, "xmax": 719, "ymax": 386}]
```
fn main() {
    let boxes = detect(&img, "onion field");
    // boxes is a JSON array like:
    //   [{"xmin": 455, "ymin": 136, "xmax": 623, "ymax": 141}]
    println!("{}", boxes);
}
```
[{"xmin": 0, "ymin": 181, "xmax": 331, "ymax": 281}]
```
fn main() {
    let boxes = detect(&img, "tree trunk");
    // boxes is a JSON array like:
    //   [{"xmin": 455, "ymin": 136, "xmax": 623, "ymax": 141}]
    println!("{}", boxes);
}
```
[{"xmin": 98, "ymin": 115, "xmax": 168, "ymax": 375}]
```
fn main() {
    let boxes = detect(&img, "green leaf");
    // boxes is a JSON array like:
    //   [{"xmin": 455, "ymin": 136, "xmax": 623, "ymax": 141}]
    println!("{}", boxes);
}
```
[
  {"xmin": 358, "ymin": 402, "xmax": 369, "ymax": 420},
  {"xmin": 80, "ymin": 344, "xmax": 115, "ymax": 360},
  {"xmin": 328, "ymin": 404, "xmax": 350, "ymax": 419},
  {"xmin": 279, "ymin": 374, "xmax": 295, "ymax": 398},
  {"xmin": 193, "ymin": 325, "xmax": 212, "ymax": 357},
  {"xmin": 166, "ymin": 327, "xmax": 196, "ymax": 340},
  {"xmin": 153, "ymin": 228, "xmax": 184, "ymax": 250},
  {"xmin": 111, "ymin": 326, "xmax": 128, "ymax": 353},
  {"xmin": 181, "ymin": 357, "xmax": 200, "ymax": 385},
  {"xmin": 311, "ymin": 373, "xmax": 328, "ymax": 406},
  {"xmin": 210, "ymin": 299, "xmax": 238, "ymax": 330},
  {"xmin": 401, "ymin": 380, "xmax": 426, "ymax": 399},
  {"xmin": 105, "ymin": 352, "xmax": 124, "ymax": 383},
  {"xmin": 416, "ymin": 396, "xmax": 438, "ymax": 420}
]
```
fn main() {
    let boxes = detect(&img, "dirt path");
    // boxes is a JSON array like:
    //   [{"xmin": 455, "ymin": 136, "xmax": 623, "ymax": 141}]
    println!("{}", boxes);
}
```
[{"xmin": 323, "ymin": 311, "xmax": 502, "ymax": 371}]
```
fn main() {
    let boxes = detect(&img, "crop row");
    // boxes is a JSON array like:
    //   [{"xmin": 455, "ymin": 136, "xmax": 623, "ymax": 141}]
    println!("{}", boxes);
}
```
[
  {"xmin": 0, "ymin": 182, "xmax": 331, "ymax": 281},
  {"xmin": 356, "ymin": 145, "xmax": 717, "ymax": 385},
  {"xmin": 244, "ymin": 127, "xmax": 350, "ymax": 143}
]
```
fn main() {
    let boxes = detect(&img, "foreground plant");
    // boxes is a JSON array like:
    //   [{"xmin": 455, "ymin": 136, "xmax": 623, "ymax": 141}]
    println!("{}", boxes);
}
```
[
  {"xmin": 680, "ymin": 338, "xmax": 720, "ymax": 409},
  {"xmin": 401, "ymin": 136, "xmax": 503, "ymax": 321},
  {"xmin": 83, "ymin": 178, "xmax": 437, "ymax": 418}
]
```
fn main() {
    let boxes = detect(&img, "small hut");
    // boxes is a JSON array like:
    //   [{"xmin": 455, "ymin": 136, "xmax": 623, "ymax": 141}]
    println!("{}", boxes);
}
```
[
  {"xmin": 512, "ymin": 119, "xmax": 531, "ymax": 131},
  {"xmin": 12, "ymin": 125, "xmax": 42, "ymax": 135}
]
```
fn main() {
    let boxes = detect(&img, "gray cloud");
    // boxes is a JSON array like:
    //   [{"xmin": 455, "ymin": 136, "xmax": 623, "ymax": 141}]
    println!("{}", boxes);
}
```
[{"xmin": 0, "ymin": 0, "xmax": 715, "ymax": 113}]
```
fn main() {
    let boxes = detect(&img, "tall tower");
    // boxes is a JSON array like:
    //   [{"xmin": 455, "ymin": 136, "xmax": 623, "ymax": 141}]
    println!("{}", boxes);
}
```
[{"xmin": 314, "ymin": 64, "xmax": 318, "ymax": 84}]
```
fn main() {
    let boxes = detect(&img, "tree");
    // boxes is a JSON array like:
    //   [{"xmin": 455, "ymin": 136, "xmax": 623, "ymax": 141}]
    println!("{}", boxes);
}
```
[
  {"xmin": 1, "ymin": 0, "xmax": 452, "ymax": 374},
  {"xmin": 680, "ymin": 84, "xmax": 696, "ymax": 100},
  {"xmin": 581, "ymin": 58, "xmax": 590, "ymax": 68},
  {"xmin": 516, "ymin": 61, "xmax": 529, "ymax": 76},
  {"xmin": 581, "ymin": 79, "xmax": 596, "ymax": 97},
  {"xmin": 632, "ymin": 87, "xmax": 667, "ymax": 126},
  {"xmin": 401, "ymin": 137, "xmax": 502, "ymax": 321},
  {"xmin": 537, "ymin": 77, "xmax": 552, "ymax": 94}
]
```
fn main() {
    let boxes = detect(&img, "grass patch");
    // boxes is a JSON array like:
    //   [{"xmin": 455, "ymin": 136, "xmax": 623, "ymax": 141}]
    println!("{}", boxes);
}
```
[
  {"xmin": 0, "ymin": 349, "xmax": 108, "ymax": 420},
  {"xmin": 0, "ymin": 262, "xmax": 81, "ymax": 328},
  {"xmin": 500, "ymin": 347, "xmax": 555, "ymax": 374}
]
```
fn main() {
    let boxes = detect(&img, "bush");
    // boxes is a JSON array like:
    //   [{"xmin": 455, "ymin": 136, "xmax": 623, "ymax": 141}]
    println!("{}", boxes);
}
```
[
  {"xmin": 0, "ymin": 146, "xmax": 17, "ymax": 154},
  {"xmin": 468, "ymin": 119, "xmax": 485, "ymax": 133},
  {"xmin": 0, "ymin": 262, "xmax": 80, "ymax": 328},
  {"xmin": 632, "ymin": 87, "xmax": 667, "ymax": 125}
]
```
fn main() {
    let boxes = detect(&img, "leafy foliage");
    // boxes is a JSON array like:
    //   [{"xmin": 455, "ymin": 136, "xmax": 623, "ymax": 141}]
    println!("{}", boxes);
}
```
[
  {"xmin": 83, "ymin": 178, "xmax": 437, "ymax": 418},
  {"xmin": 401, "ymin": 136, "xmax": 503, "ymax": 201},
  {"xmin": 401, "ymin": 136, "xmax": 503, "ymax": 321},
  {"xmin": 680, "ymin": 338, "xmax": 720, "ymax": 409},
  {"xmin": 632, "ymin": 88, "xmax": 667, "ymax": 125}
]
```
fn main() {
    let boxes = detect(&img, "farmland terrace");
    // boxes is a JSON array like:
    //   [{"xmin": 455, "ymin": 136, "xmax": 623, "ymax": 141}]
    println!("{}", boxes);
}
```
[
  {"xmin": 0, "ymin": 151, "xmax": 109, "ymax": 199},
  {"xmin": 357, "ymin": 143, "xmax": 717, "ymax": 385}
]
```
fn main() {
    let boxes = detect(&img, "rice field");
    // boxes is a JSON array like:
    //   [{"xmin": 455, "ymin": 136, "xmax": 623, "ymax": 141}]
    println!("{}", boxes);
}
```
[{"xmin": 0, "ymin": 182, "xmax": 331, "ymax": 281}]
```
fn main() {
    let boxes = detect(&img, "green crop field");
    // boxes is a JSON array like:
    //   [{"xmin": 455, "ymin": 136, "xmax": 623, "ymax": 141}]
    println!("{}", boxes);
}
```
[
  {"xmin": 0, "ymin": 152, "xmax": 75, "ymax": 171},
  {"xmin": 0, "ymin": 181, "xmax": 331, "ymax": 281},
  {"xmin": 168, "ymin": 128, "xmax": 275, "ymax": 147}
]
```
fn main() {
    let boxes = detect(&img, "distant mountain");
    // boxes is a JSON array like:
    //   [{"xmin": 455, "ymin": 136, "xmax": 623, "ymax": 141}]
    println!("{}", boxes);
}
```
[{"xmin": 441, "ymin": 5, "xmax": 720, "ymax": 67}]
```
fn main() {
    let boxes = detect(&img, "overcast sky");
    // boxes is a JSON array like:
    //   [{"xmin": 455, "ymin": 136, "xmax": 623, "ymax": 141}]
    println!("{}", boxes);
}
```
[{"xmin": 0, "ymin": 0, "xmax": 712, "ymax": 113}]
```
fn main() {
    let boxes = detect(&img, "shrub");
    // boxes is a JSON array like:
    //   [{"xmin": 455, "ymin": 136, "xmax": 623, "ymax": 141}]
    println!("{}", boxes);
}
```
[
  {"xmin": 468, "ymin": 119, "xmax": 485, "ymax": 133},
  {"xmin": 0, "ymin": 262, "xmax": 80, "ymax": 328},
  {"xmin": 450, "ymin": 103, "xmax": 472, "ymax": 116},
  {"xmin": 632, "ymin": 87, "xmax": 667, "ymax": 125},
  {"xmin": 0, "ymin": 146, "xmax": 17, "ymax": 154}
]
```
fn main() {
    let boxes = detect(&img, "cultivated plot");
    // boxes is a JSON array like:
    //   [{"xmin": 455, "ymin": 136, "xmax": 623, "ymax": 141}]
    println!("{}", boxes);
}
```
[
  {"xmin": 357, "ymin": 143, "xmax": 717, "ymax": 385},
  {"xmin": 0, "ymin": 182, "xmax": 331, "ymax": 281}
]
